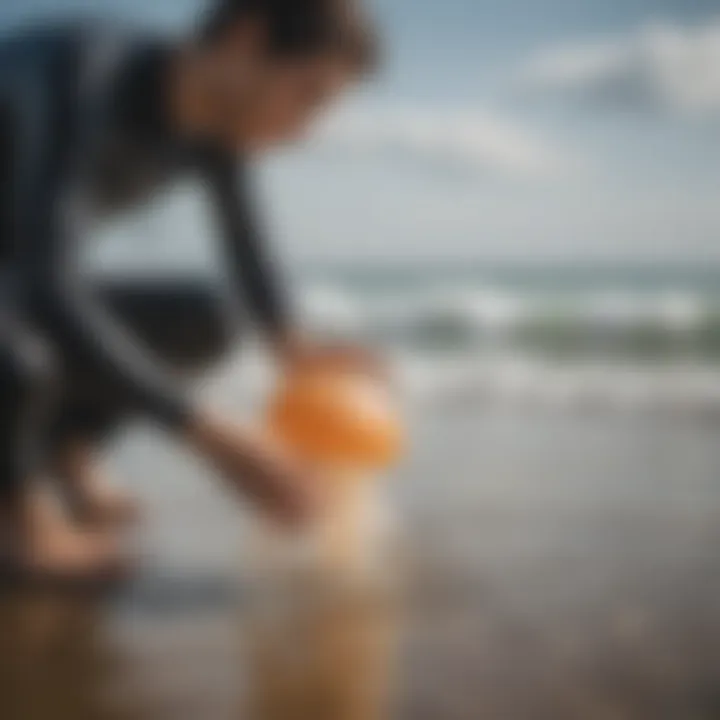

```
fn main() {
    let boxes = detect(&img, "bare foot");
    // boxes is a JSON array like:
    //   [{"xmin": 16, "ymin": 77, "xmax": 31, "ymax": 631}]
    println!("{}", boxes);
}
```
[
  {"xmin": 54, "ymin": 442, "xmax": 140, "ymax": 528},
  {"xmin": 0, "ymin": 487, "xmax": 128, "ymax": 586}
]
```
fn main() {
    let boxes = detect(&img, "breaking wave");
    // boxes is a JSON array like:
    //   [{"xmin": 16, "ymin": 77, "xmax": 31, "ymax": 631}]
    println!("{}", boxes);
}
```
[{"xmin": 300, "ymin": 282, "xmax": 720, "ymax": 361}]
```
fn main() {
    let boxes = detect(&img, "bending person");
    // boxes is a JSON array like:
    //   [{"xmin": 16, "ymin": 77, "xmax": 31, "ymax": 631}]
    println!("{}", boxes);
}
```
[{"xmin": 0, "ymin": 0, "xmax": 378, "ymax": 581}]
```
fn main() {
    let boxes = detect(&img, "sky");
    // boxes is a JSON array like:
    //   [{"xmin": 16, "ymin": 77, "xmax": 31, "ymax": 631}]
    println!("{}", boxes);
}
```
[{"xmin": 2, "ymin": 0, "xmax": 720, "ymax": 265}]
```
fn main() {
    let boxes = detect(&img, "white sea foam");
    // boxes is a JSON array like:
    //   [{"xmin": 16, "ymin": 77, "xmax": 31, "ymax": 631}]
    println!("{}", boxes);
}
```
[
  {"xmin": 208, "ymin": 276, "xmax": 720, "ymax": 419},
  {"xmin": 299, "ymin": 283, "xmax": 718, "ymax": 350}
]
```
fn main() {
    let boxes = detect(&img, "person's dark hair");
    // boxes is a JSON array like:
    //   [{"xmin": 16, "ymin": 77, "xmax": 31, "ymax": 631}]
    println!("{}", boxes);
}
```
[{"xmin": 201, "ymin": 0, "xmax": 379, "ymax": 73}]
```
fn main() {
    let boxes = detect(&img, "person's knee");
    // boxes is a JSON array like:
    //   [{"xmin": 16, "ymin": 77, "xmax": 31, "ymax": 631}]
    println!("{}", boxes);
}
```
[{"xmin": 98, "ymin": 278, "xmax": 237, "ymax": 370}]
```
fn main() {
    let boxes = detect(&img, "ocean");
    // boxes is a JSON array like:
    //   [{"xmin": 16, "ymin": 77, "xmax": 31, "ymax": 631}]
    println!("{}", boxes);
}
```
[
  {"xmin": 4, "ymin": 260, "xmax": 720, "ymax": 719},
  {"xmin": 297, "ymin": 262, "xmax": 720, "ymax": 418}
]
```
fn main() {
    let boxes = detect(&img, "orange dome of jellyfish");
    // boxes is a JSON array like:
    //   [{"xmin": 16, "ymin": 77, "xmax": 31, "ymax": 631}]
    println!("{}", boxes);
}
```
[{"xmin": 268, "ymin": 368, "xmax": 403, "ymax": 472}]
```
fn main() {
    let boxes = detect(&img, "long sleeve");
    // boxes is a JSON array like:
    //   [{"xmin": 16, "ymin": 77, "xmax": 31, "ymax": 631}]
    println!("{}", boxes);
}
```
[
  {"xmin": 202, "ymin": 151, "xmax": 291, "ymax": 338},
  {"xmin": 17, "ymin": 52, "xmax": 192, "ymax": 430}
]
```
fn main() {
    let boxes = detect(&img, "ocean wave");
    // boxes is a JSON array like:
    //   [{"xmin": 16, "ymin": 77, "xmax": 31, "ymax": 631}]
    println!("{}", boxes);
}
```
[
  {"xmin": 299, "ymin": 283, "xmax": 720, "ymax": 360},
  {"xmin": 208, "ymin": 278, "xmax": 720, "ymax": 419}
]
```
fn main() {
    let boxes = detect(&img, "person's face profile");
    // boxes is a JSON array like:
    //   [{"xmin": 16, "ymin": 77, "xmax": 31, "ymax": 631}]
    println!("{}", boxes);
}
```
[
  {"xmin": 201, "ymin": 22, "xmax": 354, "ymax": 152},
  {"xmin": 232, "ymin": 55, "xmax": 354, "ymax": 151}
]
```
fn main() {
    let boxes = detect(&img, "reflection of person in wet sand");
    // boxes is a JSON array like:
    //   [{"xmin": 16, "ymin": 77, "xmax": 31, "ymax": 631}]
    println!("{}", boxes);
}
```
[
  {"xmin": 244, "ymin": 490, "xmax": 401, "ymax": 720},
  {"xmin": 0, "ymin": 593, "xmax": 117, "ymax": 719},
  {"xmin": 246, "ymin": 589, "xmax": 399, "ymax": 720},
  {"xmin": 0, "ymin": 0, "xmax": 380, "ymax": 583}
]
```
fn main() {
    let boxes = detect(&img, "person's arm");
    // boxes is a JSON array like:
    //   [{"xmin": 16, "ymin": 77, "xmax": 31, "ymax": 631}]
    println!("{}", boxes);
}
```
[
  {"xmin": 204, "ymin": 151, "xmax": 389, "ymax": 379},
  {"xmin": 15, "ymin": 51, "xmax": 317, "ymax": 525},
  {"xmin": 202, "ymin": 151, "xmax": 304, "ymax": 360}
]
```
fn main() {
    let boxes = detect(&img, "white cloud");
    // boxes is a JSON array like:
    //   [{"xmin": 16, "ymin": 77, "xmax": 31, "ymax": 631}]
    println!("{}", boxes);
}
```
[
  {"xmin": 520, "ymin": 18, "xmax": 720, "ymax": 117},
  {"xmin": 307, "ymin": 107, "xmax": 564, "ymax": 179}
]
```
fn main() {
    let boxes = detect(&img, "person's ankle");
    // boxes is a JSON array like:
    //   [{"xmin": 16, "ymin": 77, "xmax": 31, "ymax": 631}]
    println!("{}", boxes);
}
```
[{"xmin": 0, "ymin": 485, "xmax": 129, "ymax": 582}]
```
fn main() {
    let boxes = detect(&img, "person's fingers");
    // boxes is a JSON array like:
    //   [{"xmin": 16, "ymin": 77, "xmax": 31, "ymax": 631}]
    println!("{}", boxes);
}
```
[
  {"xmin": 217, "ymin": 442, "xmax": 324, "ymax": 529},
  {"xmin": 291, "ymin": 343, "xmax": 389, "ymax": 383},
  {"xmin": 250, "ymin": 468, "xmax": 322, "ymax": 529}
]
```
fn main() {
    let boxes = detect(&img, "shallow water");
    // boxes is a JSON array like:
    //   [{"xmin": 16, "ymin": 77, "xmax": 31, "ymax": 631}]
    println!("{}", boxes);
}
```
[{"xmin": 3, "ymin": 405, "xmax": 720, "ymax": 719}]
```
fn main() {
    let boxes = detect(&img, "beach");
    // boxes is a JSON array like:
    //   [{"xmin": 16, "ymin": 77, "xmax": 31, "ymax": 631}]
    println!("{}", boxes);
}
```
[
  {"xmin": 3, "ymin": 381, "xmax": 720, "ymax": 719},
  {"xmin": 0, "ymin": 0, "xmax": 715, "ymax": 713},
  {"xmin": 3, "ymin": 264, "xmax": 720, "ymax": 719}
]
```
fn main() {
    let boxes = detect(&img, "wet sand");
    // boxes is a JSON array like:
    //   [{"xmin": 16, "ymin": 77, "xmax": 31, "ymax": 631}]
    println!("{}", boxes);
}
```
[{"xmin": 3, "ymin": 404, "xmax": 720, "ymax": 719}]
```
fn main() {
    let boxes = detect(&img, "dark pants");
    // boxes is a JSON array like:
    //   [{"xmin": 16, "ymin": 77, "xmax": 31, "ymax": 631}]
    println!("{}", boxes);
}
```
[{"xmin": 0, "ymin": 277, "xmax": 236, "ymax": 500}]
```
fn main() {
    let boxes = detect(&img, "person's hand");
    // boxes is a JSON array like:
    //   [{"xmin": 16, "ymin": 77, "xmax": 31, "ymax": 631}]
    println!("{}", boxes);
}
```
[
  {"xmin": 188, "ymin": 411, "xmax": 322, "ymax": 528},
  {"xmin": 278, "ymin": 333, "xmax": 388, "ymax": 383}
]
